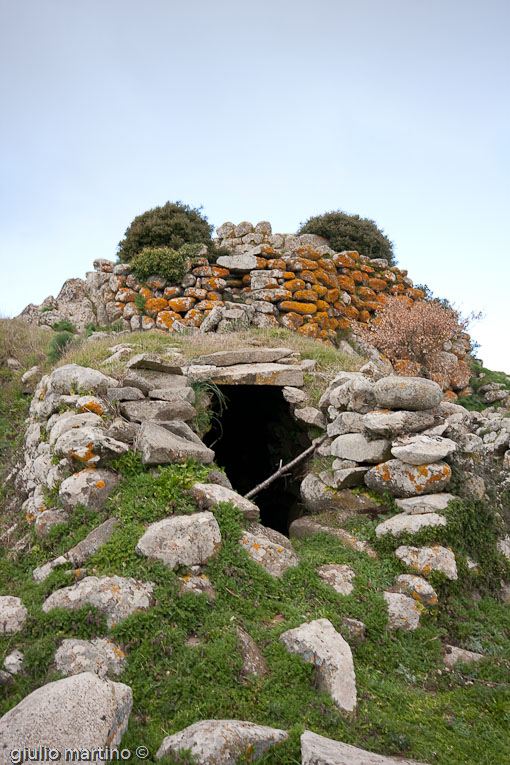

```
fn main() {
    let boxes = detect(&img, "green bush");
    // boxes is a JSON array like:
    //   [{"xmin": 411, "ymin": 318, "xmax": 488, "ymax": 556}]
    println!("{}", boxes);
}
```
[
  {"xmin": 117, "ymin": 201, "xmax": 213, "ymax": 262},
  {"xmin": 51, "ymin": 319, "xmax": 76, "ymax": 334},
  {"xmin": 298, "ymin": 210, "xmax": 395, "ymax": 264},
  {"xmin": 47, "ymin": 331, "xmax": 76, "ymax": 363},
  {"xmin": 131, "ymin": 243, "xmax": 203, "ymax": 285}
]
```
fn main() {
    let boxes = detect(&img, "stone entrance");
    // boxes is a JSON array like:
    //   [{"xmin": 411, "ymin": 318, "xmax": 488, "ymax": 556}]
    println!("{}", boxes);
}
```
[{"xmin": 203, "ymin": 385, "xmax": 311, "ymax": 535}]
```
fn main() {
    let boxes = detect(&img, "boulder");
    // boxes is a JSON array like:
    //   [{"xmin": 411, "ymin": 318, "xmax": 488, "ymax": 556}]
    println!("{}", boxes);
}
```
[
  {"xmin": 59, "ymin": 469, "xmax": 119, "ymax": 511},
  {"xmin": 331, "ymin": 433, "xmax": 391, "ymax": 463},
  {"xmin": 373, "ymin": 376, "xmax": 443, "ymax": 410},
  {"xmin": 317, "ymin": 564, "xmax": 356, "ymax": 595},
  {"xmin": 279, "ymin": 618, "xmax": 357, "ymax": 711},
  {"xmin": 395, "ymin": 575, "xmax": 438, "ymax": 606},
  {"xmin": 0, "ymin": 597, "xmax": 27, "ymax": 634},
  {"xmin": 42, "ymin": 576, "xmax": 154, "ymax": 627},
  {"xmin": 119, "ymin": 399, "xmax": 196, "ymax": 423},
  {"xmin": 395, "ymin": 545, "xmax": 458, "ymax": 580},
  {"xmin": 294, "ymin": 407, "xmax": 327, "ymax": 429},
  {"xmin": 237, "ymin": 628, "xmax": 268, "ymax": 678},
  {"xmin": 46, "ymin": 364, "xmax": 118, "ymax": 395},
  {"xmin": 190, "ymin": 483, "xmax": 259, "ymax": 521},
  {"xmin": 395, "ymin": 493, "xmax": 458, "ymax": 515},
  {"xmin": 156, "ymin": 720, "xmax": 288, "ymax": 763},
  {"xmin": 300, "ymin": 730, "xmax": 427, "ymax": 764},
  {"xmin": 0, "ymin": 673, "xmax": 132, "ymax": 760},
  {"xmin": 54, "ymin": 638, "xmax": 126, "ymax": 678},
  {"xmin": 363, "ymin": 409, "xmax": 438, "ymax": 438},
  {"xmin": 282, "ymin": 386, "xmax": 308, "ymax": 404},
  {"xmin": 365, "ymin": 459, "xmax": 451, "ymax": 497},
  {"xmin": 375, "ymin": 512, "xmax": 447, "ymax": 538},
  {"xmin": 240, "ymin": 524, "xmax": 299, "ymax": 577},
  {"xmin": 138, "ymin": 421, "xmax": 214, "ymax": 465},
  {"xmin": 391, "ymin": 435, "xmax": 457, "ymax": 464},
  {"xmin": 53, "ymin": 427, "xmax": 129, "ymax": 466},
  {"xmin": 194, "ymin": 348, "xmax": 293, "ymax": 366},
  {"xmin": 3, "ymin": 650, "xmax": 23, "ymax": 675},
  {"xmin": 216, "ymin": 253, "xmax": 262, "ymax": 271},
  {"xmin": 327, "ymin": 412, "xmax": 364, "ymax": 437},
  {"xmin": 106, "ymin": 417, "xmax": 139, "ymax": 444},
  {"xmin": 321, "ymin": 372, "xmax": 376, "ymax": 414},
  {"xmin": 443, "ymin": 645, "xmax": 484, "ymax": 669},
  {"xmin": 136, "ymin": 512, "xmax": 222, "ymax": 569},
  {"xmin": 49, "ymin": 412, "xmax": 104, "ymax": 447},
  {"xmin": 383, "ymin": 592, "xmax": 421, "ymax": 631}
]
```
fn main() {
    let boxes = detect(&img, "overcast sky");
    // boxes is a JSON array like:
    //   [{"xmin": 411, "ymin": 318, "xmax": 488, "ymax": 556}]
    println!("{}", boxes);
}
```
[{"xmin": 1, "ymin": 0, "xmax": 509, "ymax": 370}]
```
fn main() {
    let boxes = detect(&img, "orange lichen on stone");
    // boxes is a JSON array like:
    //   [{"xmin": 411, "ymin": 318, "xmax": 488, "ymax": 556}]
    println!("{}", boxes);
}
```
[
  {"xmin": 324, "ymin": 317, "xmax": 339, "ymax": 330},
  {"xmin": 325, "ymin": 288, "xmax": 339, "ymax": 303},
  {"xmin": 338, "ymin": 317, "xmax": 351, "ymax": 330},
  {"xmin": 368, "ymin": 277, "xmax": 388, "ymax": 292},
  {"xmin": 184, "ymin": 288, "xmax": 208, "ymax": 300},
  {"xmin": 184, "ymin": 309, "xmax": 204, "ymax": 327},
  {"xmin": 267, "ymin": 258, "xmax": 287, "ymax": 270},
  {"xmin": 155, "ymin": 311, "xmax": 183, "ymax": 330},
  {"xmin": 145, "ymin": 297, "xmax": 168, "ymax": 314},
  {"xmin": 334, "ymin": 253, "xmax": 357, "ymax": 267},
  {"xmin": 115, "ymin": 288, "xmax": 136, "ymax": 303},
  {"xmin": 146, "ymin": 276, "xmax": 167, "ymax": 289},
  {"xmin": 315, "ymin": 269, "xmax": 337, "ymax": 288},
  {"xmin": 406, "ymin": 287, "xmax": 425, "ymax": 300},
  {"xmin": 103, "ymin": 289, "xmax": 115, "ymax": 302},
  {"xmin": 282, "ymin": 271, "xmax": 295, "ymax": 280},
  {"xmin": 312, "ymin": 283, "xmax": 328, "ymax": 297},
  {"xmin": 206, "ymin": 291, "xmax": 223, "ymax": 301},
  {"xmin": 80, "ymin": 401, "xmax": 104, "ymax": 416},
  {"xmin": 195, "ymin": 300, "xmax": 225, "ymax": 311},
  {"xmin": 315, "ymin": 299, "xmax": 329, "ymax": 312},
  {"xmin": 297, "ymin": 322, "xmax": 319, "ymax": 338},
  {"xmin": 293, "ymin": 290, "xmax": 318, "ymax": 303},
  {"xmin": 162, "ymin": 286, "xmax": 181, "ymax": 300},
  {"xmin": 296, "ymin": 257, "xmax": 319, "ymax": 271},
  {"xmin": 357, "ymin": 286, "xmax": 377, "ymax": 300},
  {"xmin": 279, "ymin": 311, "xmax": 304, "ymax": 330},
  {"xmin": 359, "ymin": 263, "xmax": 375, "ymax": 273},
  {"xmin": 318, "ymin": 258, "xmax": 336, "ymax": 273},
  {"xmin": 443, "ymin": 390, "xmax": 459, "ymax": 402},
  {"xmin": 284, "ymin": 279, "xmax": 306, "ymax": 293},
  {"xmin": 394, "ymin": 359, "xmax": 422, "ymax": 376},
  {"xmin": 389, "ymin": 283, "xmax": 406, "ymax": 295},
  {"xmin": 337, "ymin": 275, "xmax": 356, "ymax": 292},
  {"xmin": 141, "ymin": 316, "xmax": 155, "ymax": 330},
  {"xmin": 201, "ymin": 277, "xmax": 226, "ymax": 291},
  {"xmin": 167, "ymin": 297, "xmax": 196, "ymax": 313},
  {"xmin": 96, "ymin": 480, "xmax": 106, "ymax": 489},
  {"xmin": 300, "ymin": 270, "xmax": 318, "ymax": 284},
  {"xmin": 351, "ymin": 270, "xmax": 364, "ymax": 283},
  {"xmin": 340, "ymin": 304, "xmax": 360, "ymax": 320},
  {"xmin": 139, "ymin": 287, "xmax": 152, "ymax": 300},
  {"xmin": 278, "ymin": 301, "xmax": 318, "ymax": 315}
]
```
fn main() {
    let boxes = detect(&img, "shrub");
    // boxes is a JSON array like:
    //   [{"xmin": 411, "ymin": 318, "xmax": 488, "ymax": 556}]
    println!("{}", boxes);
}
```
[
  {"xmin": 47, "ymin": 331, "xmax": 76, "ymax": 363},
  {"xmin": 298, "ymin": 210, "xmax": 395, "ymax": 264},
  {"xmin": 358, "ymin": 296, "xmax": 467, "ymax": 374},
  {"xmin": 117, "ymin": 201, "xmax": 213, "ymax": 262},
  {"xmin": 131, "ymin": 243, "xmax": 203, "ymax": 285},
  {"xmin": 52, "ymin": 319, "xmax": 76, "ymax": 334}
]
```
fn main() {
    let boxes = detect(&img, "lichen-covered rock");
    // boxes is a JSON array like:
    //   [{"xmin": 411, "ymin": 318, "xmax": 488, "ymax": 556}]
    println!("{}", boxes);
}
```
[
  {"xmin": 318, "ymin": 564, "xmax": 356, "ymax": 595},
  {"xmin": 45, "ymin": 364, "xmax": 118, "ymax": 395},
  {"xmin": 391, "ymin": 434, "xmax": 457, "ymax": 464},
  {"xmin": 194, "ymin": 348, "xmax": 293, "ymax": 366},
  {"xmin": 49, "ymin": 412, "xmax": 105, "ymax": 447},
  {"xmin": 34, "ymin": 509, "xmax": 68, "ymax": 537},
  {"xmin": 42, "ymin": 576, "xmax": 154, "ymax": 627},
  {"xmin": 365, "ymin": 459, "xmax": 451, "ymax": 497},
  {"xmin": 279, "ymin": 618, "xmax": 357, "ymax": 711},
  {"xmin": 395, "ymin": 493, "xmax": 458, "ymax": 514},
  {"xmin": 59, "ymin": 469, "xmax": 119, "ymax": 511},
  {"xmin": 443, "ymin": 645, "xmax": 484, "ymax": 669},
  {"xmin": 375, "ymin": 512, "xmax": 447, "ymax": 538},
  {"xmin": 119, "ymin": 399, "xmax": 196, "ymax": 423},
  {"xmin": 322, "ymin": 372, "xmax": 376, "ymax": 414},
  {"xmin": 3, "ymin": 650, "xmax": 23, "ymax": 675},
  {"xmin": 0, "ymin": 597, "xmax": 27, "ymax": 634},
  {"xmin": 327, "ymin": 411, "xmax": 365, "ymax": 437},
  {"xmin": 240, "ymin": 524, "xmax": 299, "ymax": 577},
  {"xmin": 395, "ymin": 574, "xmax": 438, "ymax": 606},
  {"xmin": 190, "ymin": 483, "xmax": 259, "ymax": 521},
  {"xmin": 138, "ymin": 421, "xmax": 214, "ymax": 465},
  {"xmin": 373, "ymin": 376, "xmax": 443, "ymax": 410},
  {"xmin": 331, "ymin": 433, "xmax": 391, "ymax": 463},
  {"xmin": 395, "ymin": 545, "xmax": 458, "ymax": 580},
  {"xmin": 300, "ymin": 730, "xmax": 427, "ymax": 764},
  {"xmin": 156, "ymin": 720, "xmax": 288, "ymax": 763},
  {"xmin": 53, "ymin": 427, "xmax": 129, "ymax": 466},
  {"xmin": 136, "ymin": 512, "xmax": 222, "ymax": 569},
  {"xmin": 0, "ymin": 672, "xmax": 132, "ymax": 761},
  {"xmin": 123, "ymin": 369, "xmax": 189, "ymax": 395},
  {"xmin": 383, "ymin": 592, "xmax": 421, "ymax": 631},
  {"xmin": 362, "ymin": 409, "xmax": 437, "ymax": 437},
  {"xmin": 54, "ymin": 638, "xmax": 126, "ymax": 678}
]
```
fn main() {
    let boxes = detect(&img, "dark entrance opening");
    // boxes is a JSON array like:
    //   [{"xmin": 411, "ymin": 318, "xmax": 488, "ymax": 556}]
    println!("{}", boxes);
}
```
[{"xmin": 203, "ymin": 385, "xmax": 312, "ymax": 535}]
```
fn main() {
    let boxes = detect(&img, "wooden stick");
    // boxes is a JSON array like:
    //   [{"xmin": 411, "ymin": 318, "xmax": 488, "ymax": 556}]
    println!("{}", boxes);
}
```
[{"xmin": 244, "ymin": 436, "xmax": 327, "ymax": 499}]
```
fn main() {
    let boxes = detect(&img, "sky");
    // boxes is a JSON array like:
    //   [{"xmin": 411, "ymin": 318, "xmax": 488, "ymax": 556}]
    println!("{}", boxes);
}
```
[{"xmin": 1, "ymin": 0, "xmax": 509, "ymax": 370}]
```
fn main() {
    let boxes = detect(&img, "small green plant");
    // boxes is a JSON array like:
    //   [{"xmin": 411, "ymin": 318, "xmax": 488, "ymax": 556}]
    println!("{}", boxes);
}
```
[
  {"xmin": 47, "ymin": 331, "xmax": 76, "ymax": 363},
  {"xmin": 191, "ymin": 381, "xmax": 228, "ymax": 438},
  {"xmin": 51, "ymin": 319, "xmax": 76, "ymax": 334},
  {"xmin": 131, "ymin": 243, "xmax": 203, "ymax": 285},
  {"xmin": 134, "ymin": 293, "xmax": 147, "ymax": 314},
  {"xmin": 41, "ymin": 306, "xmax": 55, "ymax": 313}
]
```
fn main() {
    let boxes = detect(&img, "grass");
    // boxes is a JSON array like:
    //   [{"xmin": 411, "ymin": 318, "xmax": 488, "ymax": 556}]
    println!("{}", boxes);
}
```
[{"xmin": 1, "ymin": 454, "xmax": 509, "ymax": 764}]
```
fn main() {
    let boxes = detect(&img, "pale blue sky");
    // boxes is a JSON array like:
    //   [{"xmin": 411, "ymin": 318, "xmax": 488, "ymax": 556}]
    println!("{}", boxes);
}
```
[{"xmin": 1, "ymin": 0, "xmax": 509, "ymax": 370}]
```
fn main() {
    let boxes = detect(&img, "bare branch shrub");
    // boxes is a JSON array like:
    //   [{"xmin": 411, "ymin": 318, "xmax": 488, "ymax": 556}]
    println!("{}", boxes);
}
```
[{"xmin": 358, "ymin": 296, "xmax": 470, "ymax": 373}]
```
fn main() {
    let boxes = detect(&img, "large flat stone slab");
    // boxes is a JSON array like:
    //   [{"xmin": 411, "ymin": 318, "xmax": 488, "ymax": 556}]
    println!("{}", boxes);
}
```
[
  {"xmin": 187, "ymin": 362, "xmax": 304, "ymax": 387},
  {"xmin": 395, "ymin": 493, "xmax": 458, "ymax": 515},
  {"xmin": 194, "ymin": 348, "xmax": 294, "ymax": 366},
  {"xmin": 136, "ymin": 512, "xmax": 222, "ymax": 569},
  {"xmin": 279, "ymin": 618, "xmax": 357, "ymax": 711},
  {"xmin": 301, "ymin": 730, "xmax": 427, "ymax": 764},
  {"xmin": 156, "ymin": 720, "xmax": 288, "ymax": 763},
  {"xmin": 42, "ymin": 575, "xmax": 154, "ymax": 627},
  {"xmin": 331, "ymin": 433, "xmax": 391, "ymax": 463},
  {"xmin": 119, "ymin": 399, "xmax": 196, "ymax": 423},
  {"xmin": 138, "ymin": 421, "xmax": 214, "ymax": 465},
  {"xmin": 123, "ymin": 369, "xmax": 189, "ymax": 395},
  {"xmin": 391, "ymin": 435, "xmax": 457, "ymax": 464},
  {"xmin": 362, "ymin": 409, "xmax": 437, "ymax": 437},
  {"xmin": 125, "ymin": 352, "xmax": 184, "ymax": 373},
  {"xmin": 0, "ymin": 672, "xmax": 132, "ymax": 762}
]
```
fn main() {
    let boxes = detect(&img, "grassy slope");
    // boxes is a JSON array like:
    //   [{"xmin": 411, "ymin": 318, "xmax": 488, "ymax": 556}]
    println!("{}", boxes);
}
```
[{"xmin": 0, "ymin": 324, "xmax": 509, "ymax": 763}]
